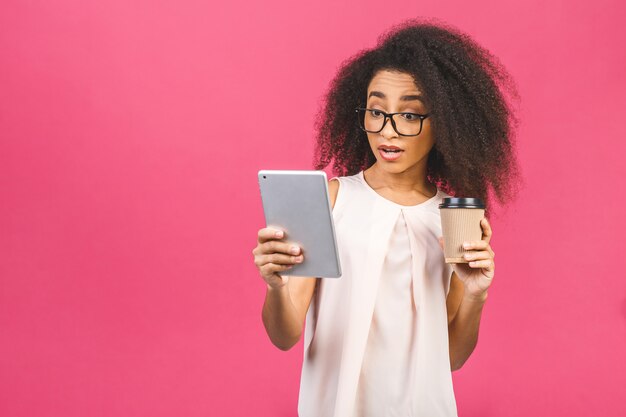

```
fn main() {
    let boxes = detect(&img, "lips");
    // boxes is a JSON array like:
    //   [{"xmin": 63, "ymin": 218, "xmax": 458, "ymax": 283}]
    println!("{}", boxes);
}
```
[{"xmin": 378, "ymin": 144, "xmax": 403, "ymax": 151}]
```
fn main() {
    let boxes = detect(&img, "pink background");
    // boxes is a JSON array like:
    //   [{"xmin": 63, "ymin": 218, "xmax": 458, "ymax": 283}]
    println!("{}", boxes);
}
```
[{"xmin": 1, "ymin": 0, "xmax": 625, "ymax": 415}]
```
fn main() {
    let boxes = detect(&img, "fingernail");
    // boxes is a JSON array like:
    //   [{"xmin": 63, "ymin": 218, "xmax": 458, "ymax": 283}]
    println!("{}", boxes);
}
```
[
  {"xmin": 275, "ymin": 231, "xmax": 283, "ymax": 238},
  {"xmin": 463, "ymin": 242, "xmax": 470, "ymax": 249},
  {"xmin": 290, "ymin": 246, "xmax": 300, "ymax": 254}
]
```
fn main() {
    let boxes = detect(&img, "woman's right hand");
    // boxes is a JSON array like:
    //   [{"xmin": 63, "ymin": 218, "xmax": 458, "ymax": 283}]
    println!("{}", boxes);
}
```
[{"xmin": 252, "ymin": 227, "xmax": 304, "ymax": 289}]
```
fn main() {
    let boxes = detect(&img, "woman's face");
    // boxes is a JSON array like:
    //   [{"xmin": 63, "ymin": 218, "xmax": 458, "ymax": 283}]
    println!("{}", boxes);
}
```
[{"xmin": 364, "ymin": 69, "xmax": 434, "ymax": 175}]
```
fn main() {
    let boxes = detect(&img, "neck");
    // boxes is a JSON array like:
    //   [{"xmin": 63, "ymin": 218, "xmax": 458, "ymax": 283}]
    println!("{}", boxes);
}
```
[{"xmin": 367, "ymin": 162, "xmax": 435, "ymax": 196}]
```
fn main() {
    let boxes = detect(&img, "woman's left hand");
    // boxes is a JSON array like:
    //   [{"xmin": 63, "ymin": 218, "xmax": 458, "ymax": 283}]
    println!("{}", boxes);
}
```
[{"xmin": 438, "ymin": 217, "xmax": 495, "ymax": 300}]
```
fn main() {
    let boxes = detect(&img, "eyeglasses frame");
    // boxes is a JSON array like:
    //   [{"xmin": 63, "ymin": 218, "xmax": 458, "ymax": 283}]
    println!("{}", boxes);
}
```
[{"xmin": 354, "ymin": 107, "xmax": 430, "ymax": 137}]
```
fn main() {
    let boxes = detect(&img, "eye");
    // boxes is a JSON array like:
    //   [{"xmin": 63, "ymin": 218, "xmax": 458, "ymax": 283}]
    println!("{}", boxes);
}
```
[
  {"xmin": 401, "ymin": 112, "xmax": 420, "ymax": 121},
  {"xmin": 369, "ymin": 109, "xmax": 384, "ymax": 118}
]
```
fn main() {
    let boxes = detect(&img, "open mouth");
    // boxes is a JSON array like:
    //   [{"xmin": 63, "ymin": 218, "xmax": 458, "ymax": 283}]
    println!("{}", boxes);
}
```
[{"xmin": 378, "ymin": 148, "xmax": 404, "ymax": 161}]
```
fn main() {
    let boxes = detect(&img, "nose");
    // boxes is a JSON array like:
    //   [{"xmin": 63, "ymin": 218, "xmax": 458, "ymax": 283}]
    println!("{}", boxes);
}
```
[{"xmin": 380, "ymin": 115, "xmax": 398, "ymax": 139}]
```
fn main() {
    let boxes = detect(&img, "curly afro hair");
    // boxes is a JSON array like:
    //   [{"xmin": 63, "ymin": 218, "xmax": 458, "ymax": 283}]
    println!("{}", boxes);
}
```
[{"xmin": 313, "ymin": 18, "xmax": 524, "ymax": 218}]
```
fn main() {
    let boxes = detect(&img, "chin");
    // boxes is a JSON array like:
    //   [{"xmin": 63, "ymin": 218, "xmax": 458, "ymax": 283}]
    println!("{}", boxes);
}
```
[{"xmin": 375, "ymin": 160, "xmax": 408, "ymax": 172}]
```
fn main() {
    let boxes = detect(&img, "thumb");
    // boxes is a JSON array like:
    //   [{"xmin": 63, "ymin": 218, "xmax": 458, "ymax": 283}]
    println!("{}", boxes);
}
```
[{"xmin": 281, "ymin": 274, "xmax": 290, "ymax": 286}]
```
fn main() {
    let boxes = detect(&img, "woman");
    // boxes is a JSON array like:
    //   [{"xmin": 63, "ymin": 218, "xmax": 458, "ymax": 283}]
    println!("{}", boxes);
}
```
[{"xmin": 253, "ymin": 18, "xmax": 522, "ymax": 417}]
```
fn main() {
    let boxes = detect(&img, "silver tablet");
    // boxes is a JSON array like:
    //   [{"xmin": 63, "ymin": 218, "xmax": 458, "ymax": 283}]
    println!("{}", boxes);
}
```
[{"xmin": 258, "ymin": 170, "xmax": 342, "ymax": 278}]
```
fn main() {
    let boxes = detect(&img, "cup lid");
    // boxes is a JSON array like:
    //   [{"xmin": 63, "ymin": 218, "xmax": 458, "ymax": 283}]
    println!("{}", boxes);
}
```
[{"xmin": 439, "ymin": 197, "xmax": 485, "ymax": 209}]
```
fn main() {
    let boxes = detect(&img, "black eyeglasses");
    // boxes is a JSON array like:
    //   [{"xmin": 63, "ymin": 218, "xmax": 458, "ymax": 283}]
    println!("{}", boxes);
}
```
[{"xmin": 355, "ymin": 107, "xmax": 430, "ymax": 136}]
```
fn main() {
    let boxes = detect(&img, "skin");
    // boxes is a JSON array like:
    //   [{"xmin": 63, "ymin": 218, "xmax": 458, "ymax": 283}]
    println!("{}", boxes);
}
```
[{"xmin": 256, "ymin": 69, "xmax": 496, "ymax": 370}]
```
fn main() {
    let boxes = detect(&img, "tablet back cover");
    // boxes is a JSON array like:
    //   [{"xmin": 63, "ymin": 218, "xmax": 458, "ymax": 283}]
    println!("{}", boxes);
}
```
[{"xmin": 258, "ymin": 170, "xmax": 342, "ymax": 278}]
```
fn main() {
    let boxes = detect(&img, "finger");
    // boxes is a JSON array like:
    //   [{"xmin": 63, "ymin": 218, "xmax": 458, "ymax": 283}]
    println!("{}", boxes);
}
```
[
  {"xmin": 438, "ymin": 236, "xmax": 444, "ymax": 250},
  {"xmin": 261, "ymin": 262, "xmax": 295, "ymax": 275},
  {"xmin": 258, "ymin": 227, "xmax": 286, "ymax": 243},
  {"xmin": 463, "ymin": 240, "xmax": 490, "ymax": 251},
  {"xmin": 258, "ymin": 253, "xmax": 303, "ymax": 266},
  {"xmin": 463, "ymin": 250, "xmax": 491, "ymax": 261},
  {"xmin": 262, "ymin": 241, "xmax": 301, "ymax": 256},
  {"xmin": 480, "ymin": 218, "xmax": 492, "ymax": 243},
  {"xmin": 466, "ymin": 239, "xmax": 494, "ymax": 258},
  {"xmin": 468, "ymin": 259, "xmax": 494, "ymax": 271}
]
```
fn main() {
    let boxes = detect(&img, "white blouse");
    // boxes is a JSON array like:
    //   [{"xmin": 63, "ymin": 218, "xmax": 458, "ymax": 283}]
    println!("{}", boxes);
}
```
[{"xmin": 298, "ymin": 170, "xmax": 457, "ymax": 417}]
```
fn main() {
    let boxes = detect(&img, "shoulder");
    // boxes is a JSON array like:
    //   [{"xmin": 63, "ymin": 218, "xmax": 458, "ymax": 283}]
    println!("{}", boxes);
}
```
[
  {"xmin": 439, "ymin": 188, "xmax": 452, "ymax": 199},
  {"xmin": 435, "ymin": 188, "xmax": 452, "ymax": 211},
  {"xmin": 328, "ymin": 178, "xmax": 340, "ymax": 210},
  {"xmin": 327, "ymin": 172, "xmax": 362, "ymax": 212}
]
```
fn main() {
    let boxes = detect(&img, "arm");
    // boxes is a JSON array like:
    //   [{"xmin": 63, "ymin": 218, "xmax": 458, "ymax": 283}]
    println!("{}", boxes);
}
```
[
  {"xmin": 446, "ymin": 271, "xmax": 488, "ymax": 371},
  {"xmin": 262, "ymin": 282, "xmax": 313, "ymax": 351}
]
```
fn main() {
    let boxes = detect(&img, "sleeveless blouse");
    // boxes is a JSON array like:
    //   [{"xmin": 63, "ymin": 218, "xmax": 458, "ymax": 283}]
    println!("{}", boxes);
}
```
[{"xmin": 297, "ymin": 170, "xmax": 457, "ymax": 417}]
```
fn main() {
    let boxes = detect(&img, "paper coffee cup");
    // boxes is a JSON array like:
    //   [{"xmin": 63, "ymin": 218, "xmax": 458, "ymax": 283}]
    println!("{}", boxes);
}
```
[{"xmin": 439, "ymin": 197, "xmax": 486, "ymax": 264}]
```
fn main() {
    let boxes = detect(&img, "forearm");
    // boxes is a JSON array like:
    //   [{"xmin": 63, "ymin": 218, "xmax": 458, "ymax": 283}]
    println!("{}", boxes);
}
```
[
  {"xmin": 448, "ymin": 291, "xmax": 488, "ymax": 371},
  {"xmin": 262, "ymin": 283, "xmax": 302, "ymax": 351}
]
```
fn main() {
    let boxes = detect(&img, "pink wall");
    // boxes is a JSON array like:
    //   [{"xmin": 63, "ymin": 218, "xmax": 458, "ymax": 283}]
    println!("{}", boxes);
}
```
[{"xmin": 1, "ymin": 0, "xmax": 625, "ymax": 415}]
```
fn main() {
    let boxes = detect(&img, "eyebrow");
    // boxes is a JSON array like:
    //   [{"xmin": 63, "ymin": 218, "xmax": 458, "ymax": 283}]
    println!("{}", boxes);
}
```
[{"xmin": 368, "ymin": 91, "xmax": 424, "ymax": 102}]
